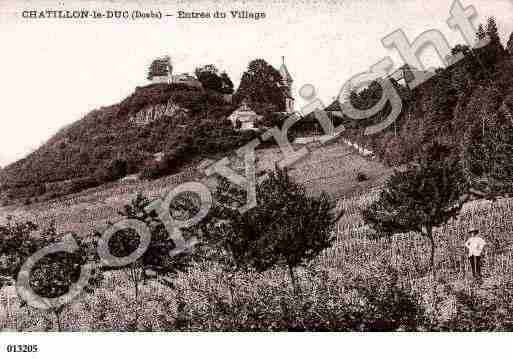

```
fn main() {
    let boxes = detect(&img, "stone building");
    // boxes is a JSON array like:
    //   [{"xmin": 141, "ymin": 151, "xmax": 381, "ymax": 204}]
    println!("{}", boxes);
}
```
[
  {"xmin": 171, "ymin": 72, "xmax": 202, "ymax": 88},
  {"xmin": 228, "ymin": 100, "xmax": 262, "ymax": 130}
]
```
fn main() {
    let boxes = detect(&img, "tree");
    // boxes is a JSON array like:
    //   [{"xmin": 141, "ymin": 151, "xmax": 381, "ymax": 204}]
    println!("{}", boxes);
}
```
[
  {"xmin": 448, "ymin": 44, "xmax": 477, "ymax": 92},
  {"xmin": 0, "ymin": 218, "xmax": 100, "ymax": 331},
  {"xmin": 0, "ymin": 217, "xmax": 39, "ymax": 288},
  {"xmin": 486, "ymin": 17, "xmax": 502, "ymax": 50},
  {"xmin": 233, "ymin": 59, "xmax": 286, "ymax": 114},
  {"xmin": 94, "ymin": 158, "xmax": 128, "ymax": 183},
  {"xmin": 219, "ymin": 72, "xmax": 234, "ymax": 94},
  {"xmin": 195, "ymin": 65, "xmax": 234, "ymax": 94},
  {"xmin": 473, "ymin": 18, "xmax": 505, "ymax": 73},
  {"xmin": 363, "ymin": 143, "xmax": 468, "ymax": 276},
  {"xmin": 205, "ymin": 170, "xmax": 342, "ymax": 295},
  {"xmin": 476, "ymin": 24, "xmax": 486, "ymax": 42},
  {"xmin": 195, "ymin": 64, "xmax": 222, "ymax": 92},
  {"xmin": 464, "ymin": 119, "xmax": 513, "ymax": 197},
  {"xmin": 28, "ymin": 229, "xmax": 97, "ymax": 331},
  {"xmin": 94, "ymin": 193, "xmax": 196, "ymax": 327}
]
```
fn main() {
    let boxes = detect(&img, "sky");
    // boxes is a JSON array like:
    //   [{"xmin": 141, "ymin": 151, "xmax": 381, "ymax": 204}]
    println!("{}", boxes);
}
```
[{"xmin": 0, "ymin": 0, "xmax": 512, "ymax": 167}]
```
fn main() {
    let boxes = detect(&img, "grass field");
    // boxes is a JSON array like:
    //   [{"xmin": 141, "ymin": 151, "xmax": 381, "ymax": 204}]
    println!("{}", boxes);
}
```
[{"xmin": 1, "ymin": 140, "xmax": 511, "ymax": 331}]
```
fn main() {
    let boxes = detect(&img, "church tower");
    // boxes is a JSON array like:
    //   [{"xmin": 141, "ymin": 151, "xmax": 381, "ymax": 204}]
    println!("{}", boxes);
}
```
[{"xmin": 279, "ymin": 56, "xmax": 294, "ymax": 113}]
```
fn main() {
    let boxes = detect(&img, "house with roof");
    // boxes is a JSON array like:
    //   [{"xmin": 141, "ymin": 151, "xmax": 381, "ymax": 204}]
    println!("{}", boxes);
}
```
[{"xmin": 228, "ymin": 100, "xmax": 263, "ymax": 131}]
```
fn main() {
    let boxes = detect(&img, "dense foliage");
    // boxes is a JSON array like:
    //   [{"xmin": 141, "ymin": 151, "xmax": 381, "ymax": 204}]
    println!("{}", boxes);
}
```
[
  {"xmin": 233, "ymin": 59, "xmax": 287, "ymax": 115},
  {"xmin": 194, "ymin": 64, "xmax": 234, "ymax": 94},
  {"xmin": 0, "ymin": 218, "xmax": 100, "ymax": 330},
  {"xmin": 338, "ymin": 19, "xmax": 513, "ymax": 174}
]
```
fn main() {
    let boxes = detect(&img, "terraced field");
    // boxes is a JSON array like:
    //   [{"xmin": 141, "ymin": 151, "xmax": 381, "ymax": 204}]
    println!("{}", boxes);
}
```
[
  {"xmin": 2, "ymin": 138, "xmax": 513, "ymax": 331},
  {"xmin": 0, "ymin": 139, "xmax": 391, "ymax": 237}
]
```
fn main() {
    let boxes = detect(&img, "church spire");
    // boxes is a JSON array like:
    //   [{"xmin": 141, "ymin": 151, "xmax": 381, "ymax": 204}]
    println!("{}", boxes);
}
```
[
  {"xmin": 278, "ymin": 56, "xmax": 294, "ymax": 113},
  {"xmin": 279, "ymin": 55, "xmax": 293, "ymax": 85}
]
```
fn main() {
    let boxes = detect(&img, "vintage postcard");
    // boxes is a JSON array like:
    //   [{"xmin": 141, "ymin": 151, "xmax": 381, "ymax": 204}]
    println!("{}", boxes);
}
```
[{"xmin": 1, "ymin": 0, "xmax": 513, "ymax": 352}]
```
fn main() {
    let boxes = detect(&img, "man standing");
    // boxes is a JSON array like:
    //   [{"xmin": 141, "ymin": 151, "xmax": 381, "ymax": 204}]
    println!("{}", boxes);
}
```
[{"xmin": 464, "ymin": 227, "xmax": 486, "ymax": 280}]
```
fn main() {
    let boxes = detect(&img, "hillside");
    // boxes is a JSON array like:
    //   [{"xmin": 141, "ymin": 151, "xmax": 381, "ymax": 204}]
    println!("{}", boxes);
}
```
[
  {"xmin": 336, "ymin": 41, "xmax": 513, "ymax": 175},
  {"xmin": 0, "ymin": 83, "xmax": 262, "ymax": 203},
  {"xmin": 1, "ymin": 140, "xmax": 390, "ymax": 237},
  {"xmin": 0, "ymin": 57, "xmax": 299, "ymax": 204},
  {"xmin": 3, "ymin": 142, "xmax": 513, "ymax": 331}
]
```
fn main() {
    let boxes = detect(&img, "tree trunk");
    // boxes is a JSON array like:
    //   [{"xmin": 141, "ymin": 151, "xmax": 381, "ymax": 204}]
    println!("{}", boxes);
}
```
[
  {"xmin": 226, "ymin": 273, "xmax": 236, "ymax": 307},
  {"xmin": 135, "ymin": 277, "xmax": 139, "ymax": 301},
  {"xmin": 134, "ymin": 267, "xmax": 142, "ymax": 330},
  {"xmin": 54, "ymin": 310, "xmax": 62, "ymax": 332},
  {"xmin": 427, "ymin": 226, "xmax": 436, "ymax": 277},
  {"xmin": 131, "ymin": 266, "xmax": 140, "ymax": 301},
  {"xmin": 287, "ymin": 264, "xmax": 300, "ymax": 296}
]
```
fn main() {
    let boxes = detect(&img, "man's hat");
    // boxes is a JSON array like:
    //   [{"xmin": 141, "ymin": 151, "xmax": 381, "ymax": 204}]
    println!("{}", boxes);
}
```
[{"xmin": 468, "ymin": 226, "xmax": 479, "ymax": 234}]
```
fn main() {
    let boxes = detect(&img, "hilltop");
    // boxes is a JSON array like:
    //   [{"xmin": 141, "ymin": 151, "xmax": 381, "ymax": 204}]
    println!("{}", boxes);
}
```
[{"xmin": 0, "ymin": 83, "xmax": 259, "ymax": 203}]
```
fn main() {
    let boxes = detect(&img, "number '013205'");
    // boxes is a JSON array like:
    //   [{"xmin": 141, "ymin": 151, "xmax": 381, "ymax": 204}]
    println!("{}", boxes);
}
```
[{"xmin": 6, "ymin": 344, "xmax": 38, "ymax": 353}]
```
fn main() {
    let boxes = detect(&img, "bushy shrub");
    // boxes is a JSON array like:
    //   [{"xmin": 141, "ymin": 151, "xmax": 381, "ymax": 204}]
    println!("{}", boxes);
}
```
[
  {"xmin": 94, "ymin": 159, "xmax": 128, "ymax": 183},
  {"xmin": 432, "ymin": 279, "xmax": 513, "ymax": 331},
  {"xmin": 140, "ymin": 145, "xmax": 190, "ymax": 180}
]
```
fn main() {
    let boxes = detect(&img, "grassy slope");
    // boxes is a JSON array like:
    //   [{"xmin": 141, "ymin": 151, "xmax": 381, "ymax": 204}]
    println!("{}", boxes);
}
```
[
  {"xmin": 1, "ymin": 140, "xmax": 391, "ymax": 236},
  {"xmin": 0, "ymin": 83, "xmax": 239, "ymax": 203},
  {"xmin": 1, "ymin": 139, "xmax": 511, "ymax": 330}
]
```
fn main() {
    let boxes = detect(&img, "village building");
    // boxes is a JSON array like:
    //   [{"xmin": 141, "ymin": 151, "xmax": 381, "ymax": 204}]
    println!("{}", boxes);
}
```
[
  {"xmin": 171, "ymin": 73, "xmax": 203, "ymax": 88},
  {"xmin": 228, "ymin": 100, "xmax": 263, "ymax": 130}
]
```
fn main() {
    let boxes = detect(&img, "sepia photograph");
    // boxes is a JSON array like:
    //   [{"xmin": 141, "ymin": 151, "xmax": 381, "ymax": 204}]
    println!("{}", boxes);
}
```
[{"xmin": 1, "ymin": 0, "xmax": 513, "ymax": 352}]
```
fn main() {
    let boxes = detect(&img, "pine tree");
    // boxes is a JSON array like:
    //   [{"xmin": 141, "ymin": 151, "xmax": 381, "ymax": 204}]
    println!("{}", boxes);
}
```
[
  {"xmin": 486, "ymin": 17, "xmax": 502, "ymax": 49},
  {"xmin": 363, "ymin": 143, "xmax": 468, "ymax": 276},
  {"xmin": 473, "ymin": 19, "xmax": 503, "ymax": 75},
  {"xmin": 476, "ymin": 24, "xmax": 486, "ymax": 42},
  {"xmin": 484, "ymin": 17, "xmax": 505, "ymax": 69},
  {"xmin": 464, "ymin": 119, "xmax": 513, "ymax": 196}
]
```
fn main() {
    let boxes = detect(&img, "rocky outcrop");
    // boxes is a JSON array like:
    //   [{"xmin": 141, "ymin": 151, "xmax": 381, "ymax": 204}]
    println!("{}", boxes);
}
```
[{"xmin": 128, "ymin": 99, "xmax": 189, "ymax": 126}]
